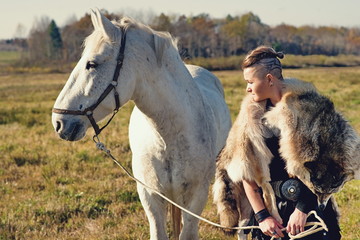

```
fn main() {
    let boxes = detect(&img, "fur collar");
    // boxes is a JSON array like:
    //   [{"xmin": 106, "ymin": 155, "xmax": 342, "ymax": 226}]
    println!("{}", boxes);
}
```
[{"xmin": 225, "ymin": 78, "xmax": 316, "ymax": 185}]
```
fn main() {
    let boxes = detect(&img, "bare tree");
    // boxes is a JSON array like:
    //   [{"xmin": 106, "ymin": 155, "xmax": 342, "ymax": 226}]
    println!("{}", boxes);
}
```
[
  {"xmin": 27, "ymin": 16, "xmax": 51, "ymax": 63},
  {"xmin": 13, "ymin": 24, "xmax": 27, "ymax": 39}
]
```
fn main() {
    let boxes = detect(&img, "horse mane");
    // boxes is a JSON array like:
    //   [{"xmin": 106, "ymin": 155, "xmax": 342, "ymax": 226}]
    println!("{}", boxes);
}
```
[
  {"xmin": 82, "ymin": 16, "xmax": 178, "ymax": 55},
  {"xmin": 117, "ymin": 17, "xmax": 179, "ymax": 51}
]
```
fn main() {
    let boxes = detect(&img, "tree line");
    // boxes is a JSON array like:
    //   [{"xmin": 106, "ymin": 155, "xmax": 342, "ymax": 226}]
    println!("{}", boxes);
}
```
[{"xmin": 14, "ymin": 10, "xmax": 360, "ymax": 65}]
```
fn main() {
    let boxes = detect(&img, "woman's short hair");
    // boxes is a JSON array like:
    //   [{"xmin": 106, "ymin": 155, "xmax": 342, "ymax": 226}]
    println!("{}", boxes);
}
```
[{"xmin": 242, "ymin": 46, "xmax": 284, "ymax": 79}]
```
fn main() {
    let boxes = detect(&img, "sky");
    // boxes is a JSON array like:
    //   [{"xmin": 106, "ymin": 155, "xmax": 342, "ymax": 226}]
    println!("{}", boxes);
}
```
[{"xmin": 1, "ymin": 0, "xmax": 359, "ymax": 40}]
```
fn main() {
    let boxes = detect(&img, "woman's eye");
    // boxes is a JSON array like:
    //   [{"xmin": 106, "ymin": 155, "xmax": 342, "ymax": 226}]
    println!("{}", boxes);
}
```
[{"xmin": 86, "ymin": 61, "xmax": 98, "ymax": 70}]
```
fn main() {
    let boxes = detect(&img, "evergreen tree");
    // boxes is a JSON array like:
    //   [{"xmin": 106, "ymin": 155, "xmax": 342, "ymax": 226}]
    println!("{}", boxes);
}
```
[{"xmin": 48, "ymin": 20, "xmax": 63, "ymax": 59}]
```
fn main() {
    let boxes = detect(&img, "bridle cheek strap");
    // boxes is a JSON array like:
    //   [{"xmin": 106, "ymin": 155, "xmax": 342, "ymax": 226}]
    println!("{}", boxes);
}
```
[{"xmin": 52, "ymin": 26, "xmax": 127, "ymax": 141}]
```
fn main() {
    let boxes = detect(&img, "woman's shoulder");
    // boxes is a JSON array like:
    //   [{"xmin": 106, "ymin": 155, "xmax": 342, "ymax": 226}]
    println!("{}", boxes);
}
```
[{"xmin": 282, "ymin": 78, "xmax": 317, "ymax": 94}]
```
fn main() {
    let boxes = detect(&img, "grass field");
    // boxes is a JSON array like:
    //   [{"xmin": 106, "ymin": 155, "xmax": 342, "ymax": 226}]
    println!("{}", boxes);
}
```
[{"xmin": 0, "ymin": 67, "xmax": 359, "ymax": 240}]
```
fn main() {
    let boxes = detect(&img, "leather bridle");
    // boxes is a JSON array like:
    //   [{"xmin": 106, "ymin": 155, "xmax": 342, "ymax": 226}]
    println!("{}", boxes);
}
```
[{"xmin": 52, "ymin": 26, "xmax": 128, "ymax": 141}]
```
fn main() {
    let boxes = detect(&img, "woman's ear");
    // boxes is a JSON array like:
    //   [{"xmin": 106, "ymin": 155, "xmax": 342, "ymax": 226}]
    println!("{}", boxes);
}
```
[{"xmin": 266, "ymin": 73, "xmax": 274, "ymax": 86}]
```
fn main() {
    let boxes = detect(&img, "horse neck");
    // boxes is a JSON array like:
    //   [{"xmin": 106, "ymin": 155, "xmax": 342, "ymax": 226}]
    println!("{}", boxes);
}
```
[{"xmin": 132, "ymin": 53, "xmax": 205, "ymax": 136}]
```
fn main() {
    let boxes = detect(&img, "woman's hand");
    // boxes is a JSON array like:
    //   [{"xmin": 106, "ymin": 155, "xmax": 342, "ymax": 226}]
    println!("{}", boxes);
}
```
[
  {"xmin": 259, "ymin": 216, "xmax": 284, "ymax": 238},
  {"xmin": 286, "ymin": 208, "xmax": 307, "ymax": 235},
  {"xmin": 242, "ymin": 180, "xmax": 285, "ymax": 237}
]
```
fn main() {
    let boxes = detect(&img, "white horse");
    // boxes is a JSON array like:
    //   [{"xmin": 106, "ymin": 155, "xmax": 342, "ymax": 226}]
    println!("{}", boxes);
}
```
[{"xmin": 52, "ymin": 9, "xmax": 231, "ymax": 240}]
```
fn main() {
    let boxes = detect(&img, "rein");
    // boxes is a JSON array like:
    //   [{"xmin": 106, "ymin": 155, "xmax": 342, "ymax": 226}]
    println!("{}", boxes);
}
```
[
  {"xmin": 52, "ymin": 26, "xmax": 128, "ymax": 140},
  {"xmin": 51, "ymin": 25, "xmax": 328, "ymax": 239}
]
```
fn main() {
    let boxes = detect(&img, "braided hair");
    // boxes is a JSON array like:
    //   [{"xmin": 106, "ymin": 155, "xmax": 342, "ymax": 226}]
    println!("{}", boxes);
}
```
[{"xmin": 242, "ymin": 46, "xmax": 284, "ymax": 79}]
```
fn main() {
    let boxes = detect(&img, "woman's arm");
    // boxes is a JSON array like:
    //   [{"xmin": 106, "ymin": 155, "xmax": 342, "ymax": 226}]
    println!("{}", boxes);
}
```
[
  {"xmin": 242, "ymin": 180, "xmax": 265, "ymax": 212},
  {"xmin": 243, "ymin": 180, "xmax": 284, "ymax": 238}
]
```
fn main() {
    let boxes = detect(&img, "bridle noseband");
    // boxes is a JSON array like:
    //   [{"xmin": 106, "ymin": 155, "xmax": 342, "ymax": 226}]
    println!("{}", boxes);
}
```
[{"xmin": 52, "ymin": 26, "xmax": 128, "ymax": 141}]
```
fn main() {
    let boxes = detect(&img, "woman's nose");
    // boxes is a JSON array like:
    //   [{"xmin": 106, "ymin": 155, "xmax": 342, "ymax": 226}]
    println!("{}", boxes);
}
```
[{"xmin": 246, "ymin": 83, "xmax": 252, "ymax": 92}]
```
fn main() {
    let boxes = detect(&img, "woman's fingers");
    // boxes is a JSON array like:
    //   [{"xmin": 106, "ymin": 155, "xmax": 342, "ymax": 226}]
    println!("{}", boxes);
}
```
[
  {"xmin": 266, "ymin": 228, "xmax": 284, "ymax": 238},
  {"xmin": 274, "ymin": 228, "xmax": 284, "ymax": 238},
  {"xmin": 287, "ymin": 224, "xmax": 294, "ymax": 235},
  {"xmin": 287, "ymin": 224, "xmax": 303, "ymax": 235},
  {"xmin": 260, "ymin": 217, "xmax": 285, "ymax": 237}
]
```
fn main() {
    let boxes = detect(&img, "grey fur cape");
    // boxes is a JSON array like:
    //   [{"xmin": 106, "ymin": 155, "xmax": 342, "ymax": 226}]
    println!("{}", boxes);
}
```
[{"xmin": 213, "ymin": 78, "xmax": 360, "ymax": 237}]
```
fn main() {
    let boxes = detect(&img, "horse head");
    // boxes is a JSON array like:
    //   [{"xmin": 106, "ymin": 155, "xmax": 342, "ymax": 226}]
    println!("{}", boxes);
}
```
[{"xmin": 52, "ymin": 9, "xmax": 173, "ymax": 141}]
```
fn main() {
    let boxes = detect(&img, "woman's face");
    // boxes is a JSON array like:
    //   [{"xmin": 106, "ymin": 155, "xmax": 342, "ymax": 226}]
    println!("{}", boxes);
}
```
[{"xmin": 243, "ymin": 66, "xmax": 272, "ymax": 102}]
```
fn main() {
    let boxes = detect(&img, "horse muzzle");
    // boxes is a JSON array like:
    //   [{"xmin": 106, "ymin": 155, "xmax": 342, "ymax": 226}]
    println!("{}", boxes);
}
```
[{"xmin": 52, "ymin": 114, "xmax": 87, "ymax": 141}]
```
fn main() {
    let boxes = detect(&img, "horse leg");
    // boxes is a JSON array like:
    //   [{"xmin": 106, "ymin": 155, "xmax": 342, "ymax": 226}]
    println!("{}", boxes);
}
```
[
  {"xmin": 179, "ymin": 184, "xmax": 209, "ymax": 240},
  {"xmin": 171, "ymin": 204, "xmax": 181, "ymax": 240},
  {"xmin": 137, "ymin": 184, "xmax": 168, "ymax": 240}
]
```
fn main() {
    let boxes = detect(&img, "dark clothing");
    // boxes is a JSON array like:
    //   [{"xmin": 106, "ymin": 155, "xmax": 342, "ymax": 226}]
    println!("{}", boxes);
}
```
[
  {"xmin": 248, "ymin": 104, "xmax": 341, "ymax": 240},
  {"xmin": 267, "ymin": 136, "xmax": 317, "ymax": 213},
  {"xmin": 248, "ymin": 137, "xmax": 341, "ymax": 240}
]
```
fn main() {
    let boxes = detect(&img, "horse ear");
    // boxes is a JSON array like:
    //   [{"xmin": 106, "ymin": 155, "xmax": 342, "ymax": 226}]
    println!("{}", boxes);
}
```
[
  {"xmin": 93, "ymin": 8, "xmax": 117, "ymax": 40},
  {"xmin": 90, "ymin": 9, "xmax": 100, "ymax": 30}
]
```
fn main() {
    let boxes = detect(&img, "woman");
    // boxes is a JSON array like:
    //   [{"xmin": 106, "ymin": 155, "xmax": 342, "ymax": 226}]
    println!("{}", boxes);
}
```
[{"xmin": 213, "ymin": 46, "xmax": 341, "ymax": 240}]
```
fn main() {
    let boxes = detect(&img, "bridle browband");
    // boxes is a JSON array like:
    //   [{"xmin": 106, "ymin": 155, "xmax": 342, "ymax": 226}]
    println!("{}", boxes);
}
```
[{"xmin": 52, "ymin": 26, "xmax": 128, "ymax": 141}]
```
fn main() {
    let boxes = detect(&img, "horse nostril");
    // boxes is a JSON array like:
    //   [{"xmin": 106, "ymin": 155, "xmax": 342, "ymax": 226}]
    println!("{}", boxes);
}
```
[{"xmin": 56, "ymin": 121, "xmax": 61, "ymax": 132}]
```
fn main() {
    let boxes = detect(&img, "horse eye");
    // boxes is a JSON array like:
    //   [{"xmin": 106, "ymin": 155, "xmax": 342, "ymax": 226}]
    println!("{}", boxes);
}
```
[{"xmin": 86, "ymin": 61, "xmax": 98, "ymax": 70}]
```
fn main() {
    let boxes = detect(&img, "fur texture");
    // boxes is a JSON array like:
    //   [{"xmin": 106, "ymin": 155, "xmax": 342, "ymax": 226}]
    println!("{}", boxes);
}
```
[
  {"xmin": 264, "ymin": 80, "xmax": 360, "ymax": 205},
  {"xmin": 213, "ymin": 78, "xmax": 359, "ymax": 238}
]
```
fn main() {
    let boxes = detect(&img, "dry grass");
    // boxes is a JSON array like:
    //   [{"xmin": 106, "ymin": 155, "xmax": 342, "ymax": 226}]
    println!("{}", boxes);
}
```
[{"xmin": 0, "ymin": 67, "xmax": 359, "ymax": 240}]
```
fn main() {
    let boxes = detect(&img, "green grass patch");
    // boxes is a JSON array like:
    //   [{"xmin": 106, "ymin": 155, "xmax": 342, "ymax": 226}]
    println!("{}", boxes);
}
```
[
  {"xmin": 0, "ymin": 51, "xmax": 21, "ymax": 65},
  {"xmin": 116, "ymin": 190, "xmax": 140, "ymax": 203}
]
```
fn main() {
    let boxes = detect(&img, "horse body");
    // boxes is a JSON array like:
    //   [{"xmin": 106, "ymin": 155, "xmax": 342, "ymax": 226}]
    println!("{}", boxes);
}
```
[
  {"xmin": 129, "ymin": 63, "xmax": 229, "ymax": 239},
  {"xmin": 52, "ymin": 9, "xmax": 231, "ymax": 240}
]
